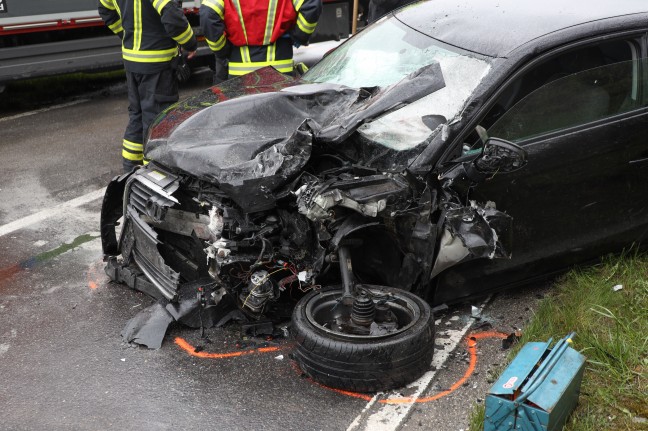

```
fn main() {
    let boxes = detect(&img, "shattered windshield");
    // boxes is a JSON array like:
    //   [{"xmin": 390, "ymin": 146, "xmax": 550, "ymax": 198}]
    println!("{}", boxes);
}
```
[{"xmin": 303, "ymin": 18, "xmax": 491, "ymax": 151}]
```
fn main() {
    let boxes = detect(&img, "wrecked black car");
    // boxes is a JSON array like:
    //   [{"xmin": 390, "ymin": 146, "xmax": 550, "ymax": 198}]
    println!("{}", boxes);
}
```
[{"xmin": 101, "ymin": 0, "xmax": 648, "ymax": 392}]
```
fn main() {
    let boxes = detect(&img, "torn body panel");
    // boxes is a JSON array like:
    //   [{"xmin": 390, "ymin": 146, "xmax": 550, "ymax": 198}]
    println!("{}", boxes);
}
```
[
  {"xmin": 100, "ymin": 59, "xmax": 515, "ymax": 350},
  {"xmin": 431, "ymin": 202, "xmax": 513, "ymax": 279},
  {"xmin": 121, "ymin": 282, "xmax": 231, "ymax": 349},
  {"xmin": 100, "ymin": 145, "xmax": 516, "ymax": 348}
]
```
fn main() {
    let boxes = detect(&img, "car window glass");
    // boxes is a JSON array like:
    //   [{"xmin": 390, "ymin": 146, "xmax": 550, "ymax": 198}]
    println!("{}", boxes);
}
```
[
  {"xmin": 303, "ymin": 18, "xmax": 490, "ymax": 89},
  {"xmin": 488, "ymin": 58, "xmax": 644, "ymax": 142},
  {"xmin": 459, "ymin": 39, "xmax": 643, "ymax": 152},
  {"xmin": 357, "ymin": 56, "xmax": 490, "ymax": 150}
]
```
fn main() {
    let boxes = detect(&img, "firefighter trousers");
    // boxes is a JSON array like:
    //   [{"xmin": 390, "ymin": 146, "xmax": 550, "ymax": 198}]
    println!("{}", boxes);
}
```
[{"xmin": 123, "ymin": 67, "xmax": 178, "ymax": 172}]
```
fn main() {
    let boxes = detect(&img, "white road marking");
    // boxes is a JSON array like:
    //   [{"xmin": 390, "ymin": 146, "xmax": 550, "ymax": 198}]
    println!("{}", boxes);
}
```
[
  {"xmin": 0, "ymin": 99, "xmax": 90, "ymax": 123},
  {"xmin": 0, "ymin": 187, "xmax": 106, "ymax": 237},
  {"xmin": 346, "ymin": 396, "xmax": 379, "ymax": 431},
  {"xmin": 347, "ymin": 297, "xmax": 492, "ymax": 431}
]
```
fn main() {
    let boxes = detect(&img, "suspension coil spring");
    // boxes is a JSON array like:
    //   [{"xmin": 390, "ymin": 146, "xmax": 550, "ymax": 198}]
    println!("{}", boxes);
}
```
[{"xmin": 351, "ymin": 294, "xmax": 376, "ymax": 326}]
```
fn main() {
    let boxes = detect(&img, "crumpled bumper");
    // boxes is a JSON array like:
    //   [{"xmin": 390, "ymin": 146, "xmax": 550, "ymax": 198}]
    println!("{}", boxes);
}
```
[{"xmin": 100, "ymin": 167, "xmax": 183, "ymax": 301}]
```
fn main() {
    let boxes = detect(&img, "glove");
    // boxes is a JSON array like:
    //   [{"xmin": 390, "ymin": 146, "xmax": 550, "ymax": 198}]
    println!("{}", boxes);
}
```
[{"xmin": 174, "ymin": 54, "xmax": 191, "ymax": 83}]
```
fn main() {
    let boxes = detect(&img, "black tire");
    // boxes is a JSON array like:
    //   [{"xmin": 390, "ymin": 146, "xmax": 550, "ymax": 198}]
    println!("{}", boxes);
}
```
[{"xmin": 290, "ymin": 285, "xmax": 435, "ymax": 393}]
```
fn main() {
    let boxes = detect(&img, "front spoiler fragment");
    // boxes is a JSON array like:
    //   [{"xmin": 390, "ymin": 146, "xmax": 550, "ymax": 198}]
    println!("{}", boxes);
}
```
[
  {"xmin": 100, "ymin": 171, "xmax": 131, "ymax": 256},
  {"xmin": 104, "ymin": 256, "xmax": 165, "ymax": 301},
  {"xmin": 101, "ymin": 167, "xmax": 183, "ymax": 301}
]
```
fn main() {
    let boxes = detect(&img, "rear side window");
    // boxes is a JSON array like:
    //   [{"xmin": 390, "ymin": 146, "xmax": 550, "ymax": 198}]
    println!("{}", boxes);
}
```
[{"xmin": 483, "ymin": 39, "xmax": 646, "ymax": 143}]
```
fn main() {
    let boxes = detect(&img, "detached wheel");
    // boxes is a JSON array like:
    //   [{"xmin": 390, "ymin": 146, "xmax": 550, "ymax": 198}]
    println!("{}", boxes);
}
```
[{"xmin": 291, "ymin": 285, "xmax": 434, "ymax": 393}]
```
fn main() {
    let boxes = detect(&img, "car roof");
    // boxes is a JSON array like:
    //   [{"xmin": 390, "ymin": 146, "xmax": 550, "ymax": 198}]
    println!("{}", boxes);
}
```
[{"xmin": 395, "ymin": 0, "xmax": 648, "ymax": 57}]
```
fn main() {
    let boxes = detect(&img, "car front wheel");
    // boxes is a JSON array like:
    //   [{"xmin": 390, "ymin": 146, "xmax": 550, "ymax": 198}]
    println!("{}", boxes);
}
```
[{"xmin": 290, "ymin": 285, "xmax": 435, "ymax": 393}]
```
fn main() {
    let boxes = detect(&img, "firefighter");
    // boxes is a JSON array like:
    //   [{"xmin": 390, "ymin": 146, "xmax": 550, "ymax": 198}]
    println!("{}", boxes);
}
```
[
  {"xmin": 199, "ymin": 0, "xmax": 322, "ymax": 83},
  {"xmin": 98, "ymin": 0, "xmax": 197, "ymax": 172}
]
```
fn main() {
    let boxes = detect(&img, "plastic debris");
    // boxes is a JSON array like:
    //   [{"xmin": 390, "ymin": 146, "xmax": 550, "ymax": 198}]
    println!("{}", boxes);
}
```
[
  {"xmin": 242, "ymin": 320, "xmax": 274, "ymax": 337},
  {"xmin": 612, "ymin": 284, "xmax": 623, "ymax": 292}
]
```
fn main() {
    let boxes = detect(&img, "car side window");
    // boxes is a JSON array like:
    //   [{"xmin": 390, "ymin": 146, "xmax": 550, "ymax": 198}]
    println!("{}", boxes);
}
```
[{"xmin": 470, "ymin": 39, "xmax": 645, "ymax": 146}]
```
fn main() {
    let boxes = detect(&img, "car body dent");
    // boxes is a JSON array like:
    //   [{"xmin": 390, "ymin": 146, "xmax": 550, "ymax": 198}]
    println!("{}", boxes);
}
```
[{"xmin": 101, "ymin": 0, "xmax": 648, "ymax": 349}]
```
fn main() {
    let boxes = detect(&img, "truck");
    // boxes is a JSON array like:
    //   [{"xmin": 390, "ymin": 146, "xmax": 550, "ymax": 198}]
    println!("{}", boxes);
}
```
[{"xmin": 0, "ymin": 0, "xmax": 353, "ymax": 90}]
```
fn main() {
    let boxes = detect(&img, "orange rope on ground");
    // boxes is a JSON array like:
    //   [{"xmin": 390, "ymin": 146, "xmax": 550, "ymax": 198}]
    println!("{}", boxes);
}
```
[
  {"xmin": 326, "ymin": 331, "xmax": 509, "ymax": 404},
  {"xmin": 174, "ymin": 337, "xmax": 281, "ymax": 359},
  {"xmin": 175, "ymin": 330, "xmax": 510, "ymax": 405}
]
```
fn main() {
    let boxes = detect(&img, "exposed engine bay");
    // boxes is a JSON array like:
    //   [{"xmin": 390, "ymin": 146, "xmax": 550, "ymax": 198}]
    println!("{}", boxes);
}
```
[
  {"xmin": 101, "ymin": 136, "xmax": 521, "ymax": 349},
  {"xmin": 99, "ymin": 66, "xmax": 527, "ymax": 391}
]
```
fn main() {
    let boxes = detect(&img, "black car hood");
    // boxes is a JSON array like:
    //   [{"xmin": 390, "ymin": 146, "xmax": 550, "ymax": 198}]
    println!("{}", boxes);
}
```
[{"xmin": 146, "ymin": 65, "xmax": 444, "ymax": 210}]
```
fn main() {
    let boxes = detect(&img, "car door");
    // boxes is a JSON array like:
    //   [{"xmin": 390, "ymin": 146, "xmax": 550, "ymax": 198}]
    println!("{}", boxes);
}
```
[{"xmin": 434, "ymin": 35, "xmax": 648, "ymax": 304}]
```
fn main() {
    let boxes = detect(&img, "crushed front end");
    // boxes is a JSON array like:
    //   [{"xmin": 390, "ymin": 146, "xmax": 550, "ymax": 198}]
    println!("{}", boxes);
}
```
[
  {"xmin": 99, "ymin": 67, "xmax": 522, "ymax": 351},
  {"xmin": 100, "ymin": 157, "xmax": 428, "ymax": 325}
]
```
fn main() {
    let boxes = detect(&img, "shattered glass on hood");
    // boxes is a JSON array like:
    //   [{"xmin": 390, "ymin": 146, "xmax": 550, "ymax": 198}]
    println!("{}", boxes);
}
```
[{"xmin": 146, "ymin": 64, "xmax": 445, "ymax": 189}]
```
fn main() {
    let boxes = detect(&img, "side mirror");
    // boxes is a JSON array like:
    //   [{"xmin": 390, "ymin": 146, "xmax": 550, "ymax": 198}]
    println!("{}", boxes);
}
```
[
  {"xmin": 439, "ymin": 137, "xmax": 528, "ymax": 186},
  {"xmin": 470, "ymin": 137, "xmax": 527, "ymax": 176}
]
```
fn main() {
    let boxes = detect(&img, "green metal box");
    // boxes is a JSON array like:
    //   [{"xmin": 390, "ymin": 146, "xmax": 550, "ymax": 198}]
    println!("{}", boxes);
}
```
[{"xmin": 484, "ymin": 334, "xmax": 586, "ymax": 431}]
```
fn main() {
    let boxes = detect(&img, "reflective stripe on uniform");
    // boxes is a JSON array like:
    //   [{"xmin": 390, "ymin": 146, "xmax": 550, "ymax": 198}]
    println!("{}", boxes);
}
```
[
  {"xmin": 173, "ymin": 24, "xmax": 194, "ymax": 45},
  {"xmin": 100, "ymin": 0, "xmax": 116, "ymax": 10},
  {"xmin": 123, "ymin": 139, "xmax": 144, "ymax": 152},
  {"xmin": 266, "ymin": 42, "xmax": 276, "ymax": 62},
  {"xmin": 206, "ymin": 34, "xmax": 227, "ymax": 51},
  {"xmin": 231, "ymin": 0, "xmax": 249, "ymax": 44},
  {"xmin": 297, "ymin": 13, "xmax": 316, "ymax": 34},
  {"xmin": 229, "ymin": 59, "xmax": 293, "ymax": 75},
  {"xmin": 122, "ymin": 150, "xmax": 144, "ymax": 161},
  {"xmin": 134, "ymin": 0, "xmax": 143, "ymax": 50},
  {"xmin": 123, "ymin": 47, "xmax": 177, "ymax": 62},
  {"xmin": 122, "ymin": 139, "xmax": 144, "ymax": 161},
  {"xmin": 109, "ymin": 19, "xmax": 123, "ymax": 33},
  {"xmin": 152, "ymin": 0, "xmax": 171, "ymax": 14},
  {"xmin": 239, "ymin": 46, "xmax": 251, "ymax": 63},
  {"xmin": 263, "ymin": 0, "xmax": 279, "ymax": 46},
  {"xmin": 202, "ymin": 0, "xmax": 224, "ymax": 17},
  {"xmin": 292, "ymin": 0, "xmax": 305, "ymax": 12}
]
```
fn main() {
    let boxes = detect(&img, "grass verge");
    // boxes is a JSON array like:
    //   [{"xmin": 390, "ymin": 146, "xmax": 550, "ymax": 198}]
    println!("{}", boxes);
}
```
[{"xmin": 469, "ymin": 251, "xmax": 648, "ymax": 430}]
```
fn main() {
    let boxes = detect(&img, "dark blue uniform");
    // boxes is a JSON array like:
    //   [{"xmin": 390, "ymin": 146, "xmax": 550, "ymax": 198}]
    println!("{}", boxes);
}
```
[{"xmin": 99, "ymin": 0, "xmax": 198, "ymax": 172}]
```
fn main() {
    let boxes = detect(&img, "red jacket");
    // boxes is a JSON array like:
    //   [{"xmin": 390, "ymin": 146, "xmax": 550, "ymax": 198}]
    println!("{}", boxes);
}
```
[
  {"xmin": 224, "ymin": 0, "xmax": 297, "ymax": 46},
  {"xmin": 200, "ymin": 0, "xmax": 322, "ymax": 76}
]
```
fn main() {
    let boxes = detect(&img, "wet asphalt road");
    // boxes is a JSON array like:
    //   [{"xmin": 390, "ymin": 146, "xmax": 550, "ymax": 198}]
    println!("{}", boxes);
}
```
[{"xmin": 0, "ymin": 68, "xmax": 547, "ymax": 431}]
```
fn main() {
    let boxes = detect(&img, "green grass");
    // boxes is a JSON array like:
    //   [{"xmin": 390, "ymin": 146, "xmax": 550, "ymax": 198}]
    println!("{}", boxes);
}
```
[{"xmin": 469, "ymin": 251, "xmax": 648, "ymax": 431}]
